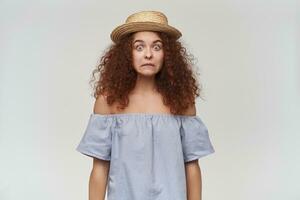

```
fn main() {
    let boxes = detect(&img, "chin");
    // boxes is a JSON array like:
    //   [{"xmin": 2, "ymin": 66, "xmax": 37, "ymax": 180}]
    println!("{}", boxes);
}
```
[{"xmin": 137, "ymin": 71, "xmax": 158, "ymax": 77}]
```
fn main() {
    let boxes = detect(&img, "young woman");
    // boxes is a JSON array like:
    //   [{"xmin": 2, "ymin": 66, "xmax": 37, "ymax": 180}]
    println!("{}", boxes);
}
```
[{"xmin": 76, "ymin": 10, "xmax": 215, "ymax": 200}]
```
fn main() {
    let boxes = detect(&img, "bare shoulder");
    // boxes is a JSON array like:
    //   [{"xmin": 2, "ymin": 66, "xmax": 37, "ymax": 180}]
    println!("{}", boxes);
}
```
[
  {"xmin": 93, "ymin": 94, "xmax": 112, "ymax": 114},
  {"xmin": 183, "ymin": 102, "xmax": 196, "ymax": 116}
]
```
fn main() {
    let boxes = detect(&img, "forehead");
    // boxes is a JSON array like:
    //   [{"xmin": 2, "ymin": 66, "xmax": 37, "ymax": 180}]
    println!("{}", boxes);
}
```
[{"xmin": 132, "ymin": 31, "xmax": 162, "ymax": 43}]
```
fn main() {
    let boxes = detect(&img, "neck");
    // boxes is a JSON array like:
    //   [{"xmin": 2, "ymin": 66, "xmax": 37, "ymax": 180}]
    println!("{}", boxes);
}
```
[{"xmin": 132, "ymin": 75, "xmax": 158, "ymax": 95}]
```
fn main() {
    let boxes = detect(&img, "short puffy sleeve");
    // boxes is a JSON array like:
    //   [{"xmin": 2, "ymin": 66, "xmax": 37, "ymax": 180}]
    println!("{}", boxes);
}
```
[
  {"xmin": 180, "ymin": 116, "xmax": 215, "ymax": 163},
  {"xmin": 76, "ymin": 114, "xmax": 113, "ymax": 161}
]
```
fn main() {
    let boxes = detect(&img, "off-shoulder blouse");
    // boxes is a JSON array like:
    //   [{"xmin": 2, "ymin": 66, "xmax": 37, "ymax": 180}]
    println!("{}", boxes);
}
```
[{"xmin": 76, "ymin": 113, "xmax": 215, "ymax": 200}]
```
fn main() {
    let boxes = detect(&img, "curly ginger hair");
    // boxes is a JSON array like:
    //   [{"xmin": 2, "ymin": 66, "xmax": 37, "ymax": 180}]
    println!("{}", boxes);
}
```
[{"xmin": 89, "ymin": 32, "xmax": 205, "ymax": 115}]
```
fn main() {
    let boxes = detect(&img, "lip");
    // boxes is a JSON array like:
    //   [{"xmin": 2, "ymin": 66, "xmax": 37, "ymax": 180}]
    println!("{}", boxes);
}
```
[{"xmin": 141, "ymin": 63, "xmax": 155, "ymax": 67}]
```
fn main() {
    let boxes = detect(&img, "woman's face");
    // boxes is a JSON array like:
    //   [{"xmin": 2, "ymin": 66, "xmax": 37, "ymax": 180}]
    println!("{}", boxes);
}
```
[{"xmin": 131, "ymin": 31, "xmax": 164, "ymax": 77}]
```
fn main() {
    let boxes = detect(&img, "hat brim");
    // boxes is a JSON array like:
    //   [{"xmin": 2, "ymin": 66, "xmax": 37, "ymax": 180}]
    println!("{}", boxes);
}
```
[{"xmin": 110, "ymin": 22, "xmax": 182, "ymax": 43}]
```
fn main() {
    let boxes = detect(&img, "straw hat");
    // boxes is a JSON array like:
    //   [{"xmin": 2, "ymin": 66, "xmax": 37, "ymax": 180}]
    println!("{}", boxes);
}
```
[{"xmin": 110, "ymin": 10, "xmax": 182, "ymax": 43}]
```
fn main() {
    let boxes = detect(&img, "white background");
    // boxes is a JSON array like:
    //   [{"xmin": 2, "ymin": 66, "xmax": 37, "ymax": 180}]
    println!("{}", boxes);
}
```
[{"xmin": 0, "ymin": 0, "xmax": 299, "ymax": 199}]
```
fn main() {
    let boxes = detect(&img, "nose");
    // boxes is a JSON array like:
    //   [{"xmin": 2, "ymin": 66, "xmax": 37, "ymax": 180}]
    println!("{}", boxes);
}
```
[{"xmin": 144, "ymin": 47, "xmax": 153, "ymax": 59}]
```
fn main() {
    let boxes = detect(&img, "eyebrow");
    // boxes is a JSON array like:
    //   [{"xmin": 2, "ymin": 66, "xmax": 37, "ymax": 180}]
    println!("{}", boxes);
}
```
[{"xmin": 133, "ymin": 39, "xmax": 163, "ymax": 45}]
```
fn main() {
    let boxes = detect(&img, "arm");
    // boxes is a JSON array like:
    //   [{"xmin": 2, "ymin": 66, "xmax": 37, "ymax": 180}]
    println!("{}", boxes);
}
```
[
  {"xmin": 184, "ymin": 102, "xmax": 202, "ymax": 200},
  {"xmin": 89, "ymin": 158, "xmax": 110, "ymax": 200},
  {"xmin": 89, "ymin": 95, "xmax": 112, "ymax": 200},
  {"xmin": 185, "ymin": 160, "xmax": 202, "ymax": 200}
]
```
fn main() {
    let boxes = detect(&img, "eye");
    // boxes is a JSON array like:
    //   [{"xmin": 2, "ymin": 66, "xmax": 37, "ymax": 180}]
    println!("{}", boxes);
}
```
[
  {"xmin": 153, "ymin": 44, "xmax": 162, "ymax": 51},
  {"xmin": 135, "ymin": 45, "xmax": 144, "ymax": 51}
]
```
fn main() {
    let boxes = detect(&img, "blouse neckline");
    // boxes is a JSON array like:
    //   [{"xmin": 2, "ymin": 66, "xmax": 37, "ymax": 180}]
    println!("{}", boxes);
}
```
[{"xmin": 91, "ymin": 112, "xmax": 198, "ymax": 118}]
